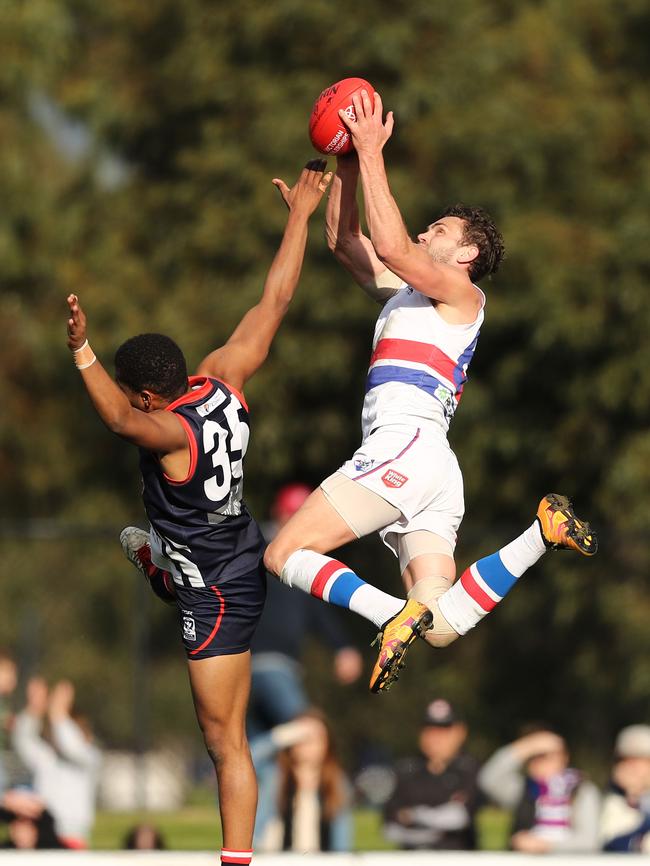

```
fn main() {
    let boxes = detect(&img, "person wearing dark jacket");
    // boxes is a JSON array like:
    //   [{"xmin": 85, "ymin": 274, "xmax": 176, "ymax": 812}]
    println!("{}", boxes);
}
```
[
  {"xmin": 601, "ymin": 725, "xmax": 650, "ymax": 852},
  {"xmin": 383, "ymin": 699, "xmax": 481, "ymax": 850}
]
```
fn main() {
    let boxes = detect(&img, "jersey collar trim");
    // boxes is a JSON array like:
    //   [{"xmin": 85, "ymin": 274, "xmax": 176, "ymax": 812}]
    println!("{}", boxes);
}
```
[{"xmin": 165, "ymin": 376, "xmax": 214, "ymax": 411}]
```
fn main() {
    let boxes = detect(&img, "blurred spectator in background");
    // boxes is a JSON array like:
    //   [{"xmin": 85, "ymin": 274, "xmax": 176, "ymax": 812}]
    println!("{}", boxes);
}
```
[
  {"xmin": 600, "ymin": 724, "xmax": 650, "ymax": 852},
  {"xmin": 0, "ymin": 652, "xmax": 17, "ymax": 751},
  {"xmin": 479, "ymin": 727, "xmax": 600, "ymax": 853},
  {"xmin": 0, "ymin": 652, "xmax": 18, "ymax": 793},
  {"xmin": 250, "ymin": 709, "xmax": 352, "ymax": 851},
  {"xmin": 383, "ymin": 698, "xmax": 481, "ymax": 850},
  {"xmin": 123, "ymin": 822, "xmax": 167, "ymax": 850},
  {"xmin": 249, "ymin": 482, "xmax": 362, "ymax": 848},
  {"xmin": 12, "ymin": 677, "xmax": 101, "ymax": 848},
  {"xmin": 0, "ymin": 788, "xmax": 62, "ymax": 849}
]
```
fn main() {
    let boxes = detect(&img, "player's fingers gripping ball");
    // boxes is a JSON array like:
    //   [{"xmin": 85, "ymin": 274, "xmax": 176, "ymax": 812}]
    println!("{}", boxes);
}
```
[{"xmin": 309, "ymin": 77, "xmax": 374, "ymax": 155}]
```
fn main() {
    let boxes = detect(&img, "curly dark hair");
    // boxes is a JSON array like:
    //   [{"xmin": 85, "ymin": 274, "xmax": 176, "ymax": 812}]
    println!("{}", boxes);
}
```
[
  {"xmin": 435, "ymin": 204, "xmax": 505, "ymax": 282},
  {"xmin": 114, "ymin": 334, "xmax": 188, "ymax": 400}
]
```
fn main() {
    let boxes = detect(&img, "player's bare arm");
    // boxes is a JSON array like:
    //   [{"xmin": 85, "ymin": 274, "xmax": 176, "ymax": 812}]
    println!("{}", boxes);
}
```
[
  {"xmin": 66, "ymin": 294, "xmax": 187, "ymax": 454},
  {"xmin": 341, "ymin": 90, "xmax": 482, "ymax": 320},
  {"xmin": 324, "ymin": 153, "xmax": 390, "ymax": 294},
  {"xmin": 196, "ymin": 160, "xmax": 332, "ymax": 391}
]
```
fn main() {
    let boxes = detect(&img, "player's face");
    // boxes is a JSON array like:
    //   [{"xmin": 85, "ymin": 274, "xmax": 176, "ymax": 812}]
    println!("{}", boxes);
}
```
[{"xmin": 417, "ymin": 216, "xmax": 467, "ymax": 266}]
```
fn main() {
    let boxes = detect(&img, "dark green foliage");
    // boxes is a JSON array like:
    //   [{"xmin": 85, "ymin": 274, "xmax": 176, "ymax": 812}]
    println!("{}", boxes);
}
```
[{"xmin": 1, "ymin": 0, "xmax": 649, "ymax": 774}]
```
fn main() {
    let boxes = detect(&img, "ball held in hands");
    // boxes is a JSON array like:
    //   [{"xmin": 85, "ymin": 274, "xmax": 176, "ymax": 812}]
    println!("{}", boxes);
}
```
[{"xmin": 309, "ymin": 77, "xmax": 375, "ymax": 155}]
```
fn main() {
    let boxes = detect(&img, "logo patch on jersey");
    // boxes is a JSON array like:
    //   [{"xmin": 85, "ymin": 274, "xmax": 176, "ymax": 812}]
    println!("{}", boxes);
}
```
[
  {"xmin": 382, "ymin": 469, "xmax": 408, "ymax": 489},
  {"xmin": 354, "ymin": 457, "xmax": 375, "ymax": 472},
  {"xmin": 434, "ymin": 383, "xmax": 456, "ymax": 417},
  {"xmin": 182, "ymin": 616, "xmax": 197, "ymax": 642}
]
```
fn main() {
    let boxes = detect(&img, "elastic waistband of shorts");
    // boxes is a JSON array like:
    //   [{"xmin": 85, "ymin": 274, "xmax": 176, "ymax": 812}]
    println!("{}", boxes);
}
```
[{"xmin": 367, "ymin": 421, "xmax": 450, "ymax": 441}]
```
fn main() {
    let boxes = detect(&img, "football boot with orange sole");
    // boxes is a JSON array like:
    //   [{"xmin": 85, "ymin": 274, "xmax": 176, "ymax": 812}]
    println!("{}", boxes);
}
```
[
  {"xmin": 536, "ymin": 494, "xmax": 598, "ymax": 556},
  {"xmin": 369, "ymin": 600, "xmax": 433, "ymax": 693}
]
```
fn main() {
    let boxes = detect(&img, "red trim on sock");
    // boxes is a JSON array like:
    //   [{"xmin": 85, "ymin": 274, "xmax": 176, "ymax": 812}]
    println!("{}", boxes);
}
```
[
  {"xmin": 221, "ymin": 850, "xmax": 252, "ymax": 864},
  {"xmin": 460, "ymin": 567, "xmax": 497, "ymax": 612},
  {"xmin": 310, "ymin": 558, "xmax": 346, "ymax": 599}
]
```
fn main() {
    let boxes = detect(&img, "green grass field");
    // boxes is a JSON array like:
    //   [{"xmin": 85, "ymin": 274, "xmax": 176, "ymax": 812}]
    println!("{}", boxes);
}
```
[{"xmin": 91, "ymin": 797, "xmax": 510, "ymax": 851}]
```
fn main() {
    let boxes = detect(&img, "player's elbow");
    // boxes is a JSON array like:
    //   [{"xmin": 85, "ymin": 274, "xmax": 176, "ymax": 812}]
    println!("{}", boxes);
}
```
[
  {"xmin": 326, "ymin": 226, "xmax": 350, "ymax": 257},
  {"xmin": 373, "ymin": 241, "xmax": 409, "ymax": 267}
]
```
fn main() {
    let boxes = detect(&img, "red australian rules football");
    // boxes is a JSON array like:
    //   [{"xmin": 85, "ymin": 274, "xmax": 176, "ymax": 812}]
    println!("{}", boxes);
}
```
[{"xmin": 309, "ymin": 77, "xmax": 374, "ymax": 155}]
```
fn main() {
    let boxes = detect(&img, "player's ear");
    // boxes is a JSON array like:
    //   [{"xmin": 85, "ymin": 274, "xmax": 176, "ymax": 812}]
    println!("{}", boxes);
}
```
[
  {"xmin": 457, "ymin": 244, "xmax": 479, "ymax": 266},
  {"xmin": 141, "ymin": 390, "xmax": 154, "ymax": 412}
]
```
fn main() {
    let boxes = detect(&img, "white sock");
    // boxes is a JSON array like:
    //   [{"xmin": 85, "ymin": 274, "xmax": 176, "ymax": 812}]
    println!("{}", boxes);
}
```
[
  {"xmin": 280, "ymin": 549, "xmax": 404, "ymax": 628},
  {"xmin": 438, "ymin": 521, "xmax": 546, "ymax": 635}
]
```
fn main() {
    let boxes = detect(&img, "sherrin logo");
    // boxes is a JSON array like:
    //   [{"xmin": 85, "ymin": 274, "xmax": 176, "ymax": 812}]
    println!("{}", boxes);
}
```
[
  {"xmin": 382, "ymin": 469, "xmax": 408, "ymax": 489},
  {"xmin": 325, "ymin": 128, "xmax": 349, "ymax": 153}
]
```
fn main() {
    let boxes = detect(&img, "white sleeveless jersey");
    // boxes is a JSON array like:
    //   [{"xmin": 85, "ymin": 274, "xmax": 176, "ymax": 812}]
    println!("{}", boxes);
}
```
[{"xmin": 362, "ymin": 283, "xmax": 485, "ymax": 439}]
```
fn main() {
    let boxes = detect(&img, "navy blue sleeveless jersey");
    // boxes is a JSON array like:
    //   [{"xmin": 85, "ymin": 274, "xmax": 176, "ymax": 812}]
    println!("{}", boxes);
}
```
[{"xmin": 139, "ymin": 376, "xmax": 266, "ymax": 589}]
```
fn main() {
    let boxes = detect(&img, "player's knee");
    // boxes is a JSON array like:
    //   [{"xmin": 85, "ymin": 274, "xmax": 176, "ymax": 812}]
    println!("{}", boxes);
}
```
[
  {"xmin": 200, "ymin": 716, "xmax": 246, "ymax": 765},
  {"xmin": 263, "ymin": 538, "xmax": 296, "ymax": 577},
  {"xmin": 409, "ymin": 576, "xmax": 459, "ymax": 649}
]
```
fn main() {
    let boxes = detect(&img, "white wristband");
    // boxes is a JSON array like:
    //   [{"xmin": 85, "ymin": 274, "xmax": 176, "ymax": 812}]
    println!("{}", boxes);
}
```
[
  {"xmin": 76, "ymin": 355, "xmax": 97, "ymax": 370},
  {"xmin": 72, "ymin": 339, "xmax": 89, "ymax": 354}
]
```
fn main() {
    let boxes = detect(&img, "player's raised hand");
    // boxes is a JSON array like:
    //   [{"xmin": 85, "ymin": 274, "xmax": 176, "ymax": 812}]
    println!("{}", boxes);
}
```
[
  {"xmin": 272, "ymin": 159, "xmax": 333, "ymax": 216},
  {"xmin": 66, "ymin": 293, "xmax": 88, "ymax": 351},
  {"xmin": 340, "ymin": 89, "xmax": 394, "ymax": 155}
]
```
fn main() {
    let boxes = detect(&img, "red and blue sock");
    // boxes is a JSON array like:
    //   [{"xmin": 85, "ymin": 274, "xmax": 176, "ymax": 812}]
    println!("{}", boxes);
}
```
[
  {"xmin": 438, "ymin": 521, "xmax": 547, "ymax": 634},
  {"xmin": 280, "ymin": 549, "xmax": 404, "ymax": 628}
]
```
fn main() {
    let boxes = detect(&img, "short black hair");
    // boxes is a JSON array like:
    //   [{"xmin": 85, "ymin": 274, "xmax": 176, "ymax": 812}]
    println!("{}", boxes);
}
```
[
  {"xmin": 436, "ymin": 204, "xmax": 505, "ymax": 282},
  {"xmin": 114, "ymin": 334, "xmax": 188, "ymax": 400}
]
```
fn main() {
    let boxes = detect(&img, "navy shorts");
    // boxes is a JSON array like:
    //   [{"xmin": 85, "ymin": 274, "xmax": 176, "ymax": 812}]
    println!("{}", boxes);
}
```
[{"xmin": 173, "ymin": 562, "xmax": 266, "ymax": 660}]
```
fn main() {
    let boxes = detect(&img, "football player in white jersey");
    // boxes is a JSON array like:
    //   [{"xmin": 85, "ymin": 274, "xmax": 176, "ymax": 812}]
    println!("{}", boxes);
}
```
[{"xmin": 264, "ymin": 90, "xmax": 597, "ymax": 694}]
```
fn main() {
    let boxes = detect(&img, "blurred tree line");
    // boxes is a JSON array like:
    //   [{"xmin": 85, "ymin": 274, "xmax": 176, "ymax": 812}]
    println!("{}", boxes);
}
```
[{"xmin": 1, "ymin": 0, "xmax": 649, "ymax": 778}]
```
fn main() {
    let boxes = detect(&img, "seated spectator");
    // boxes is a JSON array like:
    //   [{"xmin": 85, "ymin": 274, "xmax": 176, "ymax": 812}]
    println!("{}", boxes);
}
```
[
  {"xmin": 0, "ymin": 652, "xmax": 17, "ymax": 752},
  {"xmin": 383, "ymin": 698, "xmax": 481, "ymax": 850},
  {"xmin": 251, "ymin": 709, "xmax": 352, "ymax": 852},
  {"xmin": 11, "ymin": 677, "xmax": 101, "ymax": 849},
  {"xmin": 124, "ymin": 822, "xmax": 167, "ymax": 850},
  {"xmin": 0, "ymin": 652, "xmax": 18, "ymax": 792},
  {"xmin": 601, "ymin": 724, "xmax": 650, "ymax": 852},
  {"xmin": 0, "ymin": 789, "xmax": 63, "ymax": 850},
  {"xmin": 479, "ymin": 727, "xmax": 600, "ymax": 853}
]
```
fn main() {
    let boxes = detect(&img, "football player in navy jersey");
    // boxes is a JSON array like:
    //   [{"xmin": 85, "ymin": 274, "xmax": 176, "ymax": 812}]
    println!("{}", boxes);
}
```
[{"xmin": 66, "ymin": 160, "xmax": 332, "ymax": 866}]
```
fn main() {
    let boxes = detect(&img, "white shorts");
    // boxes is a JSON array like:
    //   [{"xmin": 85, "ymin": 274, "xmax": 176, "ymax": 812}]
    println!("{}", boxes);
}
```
[{"xmin": 336, "ymin": 424, "xmax": 464, "ymax": 557}]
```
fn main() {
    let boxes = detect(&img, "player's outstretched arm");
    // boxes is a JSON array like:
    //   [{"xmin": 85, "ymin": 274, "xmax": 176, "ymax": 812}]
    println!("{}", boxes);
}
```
[
  {"xmin": 196, "ymin": 160, "xmax": 332, "ymax": 391},
  {"xmin": 325, "ymin": 154, "xmax": 401, "ymax": 302},
  {"xmin": 66, "ymin": 294, "xmax": 187, "ymax": 452},
  {"xmin": 342, "ymin": 90, "xmax": 477, "ymax": 309}
]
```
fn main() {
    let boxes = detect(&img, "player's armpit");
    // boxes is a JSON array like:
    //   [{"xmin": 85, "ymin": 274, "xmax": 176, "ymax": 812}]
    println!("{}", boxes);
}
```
[
  {"xmin": 115, "ymin": 407, "xmax": 188, "ymax": 453},
  {"xmin": 75, "ymin": 356, "xmax": 187, "ymax": 452},
  {"xmin": 361, "ymin": 267, "xmax": 404, "ymax": 303}
]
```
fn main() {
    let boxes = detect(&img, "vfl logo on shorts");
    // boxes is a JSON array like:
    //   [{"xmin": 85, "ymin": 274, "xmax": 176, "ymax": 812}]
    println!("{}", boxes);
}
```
[
  {"xmin": 382, "ymin": 469, "xmax": 408, "ymax": 489},
  {"xmin": 354, "ymin": 457, "xmax": 374, "ymax": 472},
  {"xmin": 183, "ymin": 615, "xmax": 197, "ymax": 642}
]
